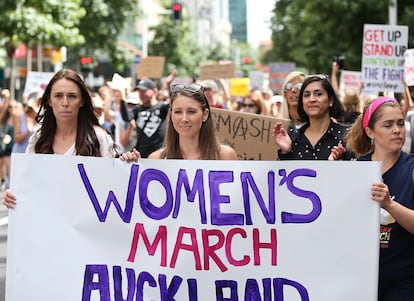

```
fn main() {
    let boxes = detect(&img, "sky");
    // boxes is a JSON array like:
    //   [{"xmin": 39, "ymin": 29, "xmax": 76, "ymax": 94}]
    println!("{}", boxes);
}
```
[{"xmin": 246, "ymin": 0, "xmax": 275, "ymax": 47}]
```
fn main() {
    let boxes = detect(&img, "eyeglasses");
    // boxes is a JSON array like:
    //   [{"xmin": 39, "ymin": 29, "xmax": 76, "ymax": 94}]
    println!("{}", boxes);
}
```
[
  {"xmin": 242, "ymin": 103, "xmax": 256, "ymax": 108},
  {"xmin": 284, "ymin": 82, "xmax": 303, "ymax": 92},
  {"xmin": 171, "ymin": 83, "xmax": 203, "ymax": 94}
]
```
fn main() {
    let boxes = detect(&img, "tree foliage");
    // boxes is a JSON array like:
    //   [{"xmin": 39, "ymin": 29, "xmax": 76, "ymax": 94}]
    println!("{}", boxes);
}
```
[
  {"xmin": 148, "ymin": 12, "xmax": 230, "ymax": 78},
  {"xmin": 0, "ymin": 0, "xmax": 136, "ymax": 69},
  {"xmin": 264, "ymin": 0, "xmax": 414, "ymax": 74}
]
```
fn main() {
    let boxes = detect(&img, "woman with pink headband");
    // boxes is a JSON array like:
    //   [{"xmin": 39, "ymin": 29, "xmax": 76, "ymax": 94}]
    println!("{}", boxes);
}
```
[{"xmin": 347, "ymin": 96, "xmax": 414, "ymax": 300}]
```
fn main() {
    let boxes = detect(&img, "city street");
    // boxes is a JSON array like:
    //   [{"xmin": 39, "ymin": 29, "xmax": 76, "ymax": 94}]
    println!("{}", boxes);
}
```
[{"xmin": 0, "ymin": 203, "xmax": 7, "ymax": 301}]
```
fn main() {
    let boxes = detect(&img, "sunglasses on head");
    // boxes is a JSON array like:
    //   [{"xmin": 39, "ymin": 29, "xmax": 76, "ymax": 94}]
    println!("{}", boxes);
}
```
[
  {"xmin": 284, "ymin": 82, "xmax": 303, "ymax": 92},
  {"xmin": 171, "ymin": 83, "xmax": 203, "ymax": 94},
  {"xmin": 306, "ymin": 74, "xmax": 329, "ymax": 80}
]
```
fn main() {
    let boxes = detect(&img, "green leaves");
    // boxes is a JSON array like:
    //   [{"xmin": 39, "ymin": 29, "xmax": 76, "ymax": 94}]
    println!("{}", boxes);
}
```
[{"xmin": 266, "ymin": 0, "xmax": 413, "ymax": 73}]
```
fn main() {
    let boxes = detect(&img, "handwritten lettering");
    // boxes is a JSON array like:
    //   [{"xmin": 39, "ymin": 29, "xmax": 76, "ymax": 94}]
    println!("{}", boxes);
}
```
[
  {"xmin": 82, "ymin": 265, "xmax": 310, "ymax": 301},
  {"xmin": 78, "ymin": 164, "xmax": 322, "ymax": 226}
]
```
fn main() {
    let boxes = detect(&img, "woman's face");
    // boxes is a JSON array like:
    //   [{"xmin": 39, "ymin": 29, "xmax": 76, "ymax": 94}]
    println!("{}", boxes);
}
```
[
  {"xmin": 284, "ymin": 79, "xmax": 303, "ymax": 107},
  {"xmin": 171, "ymin": 95, "xmax": 209, "ymax": 139},
  {"xmin": 48, "ymin": 78, "xmax": 83, "ymax": 125},
  {"xmin": 366, "ymin": 106, "xmax": 405, "ymax": 153},
  {"xmin": 240, "ymin": 98, "xmax": 259, "ymax": 114},
  {"xmin": 301, "ymin": 81, "xmax": 331, "ymax": 119}
]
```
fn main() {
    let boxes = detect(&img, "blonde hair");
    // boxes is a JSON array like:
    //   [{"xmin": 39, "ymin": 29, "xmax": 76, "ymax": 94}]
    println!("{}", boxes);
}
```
[{"xmin": 280, "ymin": 71, "xmax": 306, "ymax": 120}]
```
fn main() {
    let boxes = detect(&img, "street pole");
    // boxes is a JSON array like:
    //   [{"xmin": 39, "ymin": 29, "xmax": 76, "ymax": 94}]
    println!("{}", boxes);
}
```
[{"xmin": 388, "ymin": 0, "xmax": 397, "ymax": 25}]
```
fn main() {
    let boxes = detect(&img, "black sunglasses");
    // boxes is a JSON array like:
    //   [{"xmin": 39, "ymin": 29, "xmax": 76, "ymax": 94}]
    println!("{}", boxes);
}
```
[
  {"xmin": 171, "ymin": 83, "xmax": 203, "ymax": 94},
  {"xmin": 284, "ymin": 82, "xmax": 303, "ymax": 92},
  {"xmin": 241, "ymin": 103, "xmax": 256, "ymax": 108}
]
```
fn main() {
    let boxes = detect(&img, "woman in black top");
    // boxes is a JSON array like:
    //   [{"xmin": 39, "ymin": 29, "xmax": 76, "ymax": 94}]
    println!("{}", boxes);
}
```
[{"xmin": 272, "ymin": 74, "xmax": 355, "ymax": 160}]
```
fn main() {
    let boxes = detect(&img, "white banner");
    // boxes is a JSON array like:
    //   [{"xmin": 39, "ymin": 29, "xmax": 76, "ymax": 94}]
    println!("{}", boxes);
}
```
[{"xmin": 6, "ymin": 154, "xmax": 381, "ymax": 300}]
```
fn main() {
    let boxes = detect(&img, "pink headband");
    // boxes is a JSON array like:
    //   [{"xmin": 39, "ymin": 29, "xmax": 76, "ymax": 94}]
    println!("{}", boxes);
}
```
[{"xmin": 362, "ymin": 97, "xmax": 399, "ymax": 129}]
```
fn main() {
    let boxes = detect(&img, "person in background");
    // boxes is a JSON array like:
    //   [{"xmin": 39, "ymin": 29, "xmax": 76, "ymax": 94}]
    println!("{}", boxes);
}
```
[
  {"xmin": 11, "ymin": 90, "xmax": 41, "ymax": 154},
  {"xmin": 239, "ymin": 92, "xmax": 265, "ymax": 115},
  {"xmin": 201, "ymin": 79, "xmax": 229, "ymax": 109},
  {"xmin": 106, "ymin": 73, "xmax": 129, "ymax": 153},
  {"xmin": 0, "ymin": 89, "xmax": 14, "ymax": 190},
  {"xmin": 97, "ymin": 84, "xmax": 116, "ymax": 134},
  {"xmin": 269, "ymin": 95, "xmax": 283, "ymax": 118},
  {"xmin": 341, "ymin": 88, "xmax": 361, "ymax": 125},
  {"xmin": 156, "ymin": 88, "xmax": 170, "ymax": 102},
  {"xmin": 403, "ymin": 83, "xmax": 414, "ymax": 153},
  {"xmin": 120, "ymin": 78, "xmax": 169, "ymax": 158},
  {"xmin": 279, "ymin": 71, "xmax": 306, "ymax": 129},
  {"xmin": 346, "ymin": 96, "xmax": 414, "ymax": 300},
  {"xmin": 272, "ymin": 74, "xmax": 354, "ymax": 160},
  {"xmin": 3, "ymin": 68, "xmax": 138, "ymax": 209},
  {"xmin": 146, "ymin": 83, "xmax": 237, "ymax": 160},
  {"xmin": 120, "ymin": 92, "xmax": 139, "ymax": 152},
  {"xmin": 91, "ymin": 92, "xmax": 105, "ymax": 123}
]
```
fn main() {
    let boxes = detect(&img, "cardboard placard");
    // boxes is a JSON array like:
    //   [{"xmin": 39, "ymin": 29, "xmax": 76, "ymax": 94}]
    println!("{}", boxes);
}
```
[
  {"xmin": 199, "ymin": 63, "xmax": 235, "ymax": 80},
  {"xmin": 211, "ymin": 108, "xmax": 290, "ymax": 160},
  {"xmin": 138, "ymin": 56, "xmax": 165, "ymax": 79}
]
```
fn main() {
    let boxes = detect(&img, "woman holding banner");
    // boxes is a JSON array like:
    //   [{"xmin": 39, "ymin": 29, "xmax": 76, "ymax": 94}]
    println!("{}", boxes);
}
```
[
  {"xmin": 143, "ymin": 83, "xmax": 237, "ymax": 160},
  {"xmin": 347, "ymin": 96, "xmax": 414, "ymax": 300},
  {"xmin": 3, "ymin": 69, "xmax": 138, "ymax": 209},
  {"xmin": 272, "ymin": 74, "xmax": 354, "ymax": 160}
]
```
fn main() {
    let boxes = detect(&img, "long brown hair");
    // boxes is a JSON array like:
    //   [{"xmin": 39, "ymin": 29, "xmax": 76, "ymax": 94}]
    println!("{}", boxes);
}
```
[
  {"xmin": 34, "ymin": 69, "xmax": 106, "ymax": 156},
  {"xmin": 162, "ymin": 85, "xmax": 220, "ymax": 159}
]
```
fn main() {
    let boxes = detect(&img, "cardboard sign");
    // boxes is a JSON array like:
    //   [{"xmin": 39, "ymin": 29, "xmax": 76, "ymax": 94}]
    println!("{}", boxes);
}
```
[
  {"xmin": 211, "ymin": 108, "xmax": 290, "ymax": 160},
  {"xmin": 199, "ymin": 63, "xmax": 235, "ymax": 80},
  {"xmin": 6, "ymin": 154, "xmax": 381, "ymax": 300},
  {"xmin": 361, "ymin": 24, "xmax": 409, "ymax": 93},
  {"xmin": 138, "ymin": 56, "xmax": 165, "ymax": 79}
]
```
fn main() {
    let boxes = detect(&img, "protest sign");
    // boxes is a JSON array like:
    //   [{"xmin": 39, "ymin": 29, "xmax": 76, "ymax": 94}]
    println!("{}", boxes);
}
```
[
  {"xmin": 210, "ymin": 108, "xmax": 289, "ymax": 160},
  {"xmin": 339, "ymin": 70, "xmax": 361, "ymax": 96},
  {"xmin": 138, "ymin": 56, "xmax": 165, "ymax": 79},
  {"xmin": 6, "ymin": 154, "xmax": 380, "ymax": 300},
  {"xmin": 229, "ymin": 78, "xmax": 250, "ymax": 97},
  {"xmin": 361, "ymin": 24, "xmax": 408, "ymax": 93},
  {"xmin": 268, "ymin": 62, "xmax": 295, "ymax": 94},
  {"xmin": 404, "ymin": 49, "xmax": 414, "ymax": 86},
  {"xmin": 199, "ymin": 63, "xmax": 235, "ymax": 80},
  {"xmin": 23, "ymin": 71, "xmax": 54, "ymax": 97}
]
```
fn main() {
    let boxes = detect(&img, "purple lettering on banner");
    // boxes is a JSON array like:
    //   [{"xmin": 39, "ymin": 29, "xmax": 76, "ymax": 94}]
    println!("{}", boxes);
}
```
[
  {"xmin": 139, "ymin": 168, "xmax": 173, "ymax": 220},
  {"xmin": 158, "ymin": 273, "xmax": 183, "ymax": 301},
  {"xmin": 278, "ymin": 169, "xmax": 322, "ymax": 223},
  {"xmin": 241, "ymin": 171, "xmax": 275, "ymax": 225},
  {"xmin": 113, "ymin": 266, "xmax": 136, "ymax": 301},
  {"xmin": 78, "ymin": 163, "xmax": 138, "ymax": 223},
  {"xmin": 82, "ymin": 264, "xmax": 110, "ymax": 301},
  {"xmin": 136, "ymin": 271, "xmax": 157, "ymax": 301},
  {"xmin": 187, "ymin": 278, "xmax": 198, "ymax": 301},
  {"xmin": 245, "ymin": 278, "xmax": 272, "ymax": 301},
  {"xmin": 274, "ymin": 278, "xmax": 310, "ymax": 301},
  {"xmin": 173, "ymin": 169, "xmax": 207, "ymax": 224},
  {"xmin": 209, "ymin": 171, "xmax": 243, "ymax": 226},
  {"xmin": 215, "ymin": 280, "xmax": 238, "ymax": 301}
]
